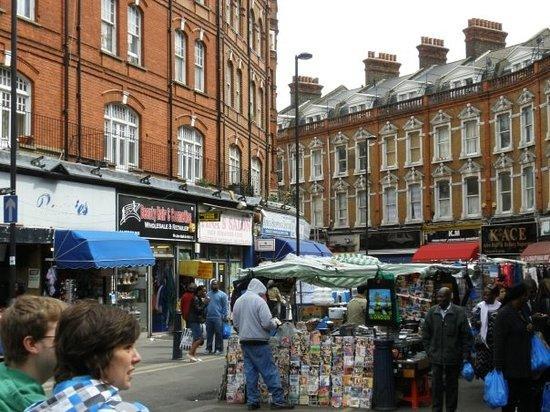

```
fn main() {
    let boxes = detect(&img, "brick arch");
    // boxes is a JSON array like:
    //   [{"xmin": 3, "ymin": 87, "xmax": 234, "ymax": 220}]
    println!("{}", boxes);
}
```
[
  {"xmin": 171, "ymin": 17, "xmax": 193, "ymax": 38},
  {"xmin": 101, "ymin": 89, "xmax": 146, "ymax": 111},
  {"xmin": 127, "ymin": 0, "xmax": 149, "ymax": 8},
  {"xmin": 1, "ymin": 52, "xmax": 40, "ymax": 80},
  {"xmin": 228, "ymin": 134, "xmax": 245, "ymax": 152},
  {"xmin": 174, "ymin": 113, "xmax": 208, "ymax": 137}
]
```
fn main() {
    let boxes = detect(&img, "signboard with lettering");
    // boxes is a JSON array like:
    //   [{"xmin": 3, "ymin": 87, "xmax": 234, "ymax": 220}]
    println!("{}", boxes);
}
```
[
  {"xmin": 261, "ymin": 210, "xmax": 311, "ymax": 240},
  {"xmin": 481, "ymin": 222, "xmax": 537, "ymax": 256},
  {"xmin": 199, "ymin": 211, "xmax": 221, "ymax": 222},
  {"xmin": 118, "ymin": 194, "xmax": 196, "ymax": 241},
  {"xmin": 198, "ymin": 211, "xmax": 252, "ymax": 246},
  {"xmin": 256, "ymin": 238, "xmax": 276, "ymax": 251}
]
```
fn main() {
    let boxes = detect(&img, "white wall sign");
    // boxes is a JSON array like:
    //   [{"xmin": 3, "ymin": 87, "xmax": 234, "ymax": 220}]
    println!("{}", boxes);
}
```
[
  {"xmin": 261, "ymin": 210, "xmax": 311, "ymax": 240},
  {"xmin": 256, "ymin": 238, "xmax": 275, "ymax": 251},
  {"xmin": 540, "ymin": 217, "xmax": 550, "ymax": 237},
  {"xmin": 0, "ymin": 173, "xmax": 116, "ymax": 230},
  {"xmin": 198, "ymin": 212, "xmax": 253, "ymax": 246}
]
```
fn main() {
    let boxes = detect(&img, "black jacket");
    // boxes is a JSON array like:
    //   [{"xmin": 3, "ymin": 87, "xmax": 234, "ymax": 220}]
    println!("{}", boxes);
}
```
[
  {"xmin": 493, "ymin": 304, "xmax": 533, "ymax": 379},
  {"xmin": 422, "ymin": 303, "xmax": 472, "ymax": 365},
  {"xmin": 188, "ymin": 295, "xmax": 206, "ymax": 323}
]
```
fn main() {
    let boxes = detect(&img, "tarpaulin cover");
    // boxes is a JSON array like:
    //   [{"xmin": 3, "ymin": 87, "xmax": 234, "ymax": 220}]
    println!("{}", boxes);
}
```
[
  {"xmin": 54, "ymin": 230, "xmax": 155, "ymax": 269},
  {"xmin": 521, "ymin": 241, "xmax": 550, "ymax": 264},
  {"xmin": 259, "ymin": 237, "xmax": 332, "ymax": 261},
  {"xmin": 412, "ymin": 241, "xmax": 479, "ymax": 263}
]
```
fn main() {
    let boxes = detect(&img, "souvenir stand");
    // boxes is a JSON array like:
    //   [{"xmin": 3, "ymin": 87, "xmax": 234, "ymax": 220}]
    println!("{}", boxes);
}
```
[{"xmin": 221, "ymin": 254, "xmax": 461, "ymax": 409}]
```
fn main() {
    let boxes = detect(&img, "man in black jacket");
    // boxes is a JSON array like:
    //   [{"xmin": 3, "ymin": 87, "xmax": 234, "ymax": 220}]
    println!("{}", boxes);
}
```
[{"xmin": 422, "ymin": 287, "xmax": 472, "ymax": 412}]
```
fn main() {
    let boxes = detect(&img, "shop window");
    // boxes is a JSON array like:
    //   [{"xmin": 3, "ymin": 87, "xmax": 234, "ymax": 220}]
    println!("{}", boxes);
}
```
[
  {"xmin": 104, "ymin": 104, "xmax": 139, "ymax": 170},
  {"xmin": 178, "ymin": 126, "xmax": 203, "ymax": 182}
]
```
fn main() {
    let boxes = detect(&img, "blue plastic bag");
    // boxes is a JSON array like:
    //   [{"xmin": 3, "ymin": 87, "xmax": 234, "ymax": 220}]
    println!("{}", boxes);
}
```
[
  {"xmin": 483, "ymin": 370, "xmax": 508, "ymax": 409},
  {"xmin": 462, "ymin": 361, "xmax": 474, "ymax": 382},
  {"xmin": 542, "ymin": 382, "xmax": 550, "ymax": 412},
  {"xmin": 222, "ymin": 322, "xmax": 232, "ymax": 339},
  {"xmin": 531, "ymin": 334, "xmax": 550, "ymax": 372}
]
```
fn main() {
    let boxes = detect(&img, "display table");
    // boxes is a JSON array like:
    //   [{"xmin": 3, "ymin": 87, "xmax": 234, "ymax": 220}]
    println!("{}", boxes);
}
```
[{"xmin": 394, "ymin": 356, "xmax": 431, "ymax": 409}]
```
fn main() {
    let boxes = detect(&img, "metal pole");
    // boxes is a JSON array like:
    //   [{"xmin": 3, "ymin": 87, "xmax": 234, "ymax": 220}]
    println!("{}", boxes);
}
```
[
  {"xmin": 294, "ymin": 56, "xmax": 300, "ymax": 256},
  {"xmin": 365, "ymin": 153, "xmax": 369, "ymax": 256},
  {"xmin": 8, "ymin": 0, "xmax": 18, "ymax": 299}
]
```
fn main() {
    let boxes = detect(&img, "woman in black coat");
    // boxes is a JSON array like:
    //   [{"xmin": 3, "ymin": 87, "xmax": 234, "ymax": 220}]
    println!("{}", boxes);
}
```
[{"xmin": 493, "ymin": 283, "xmax": 537, "ymax": 412}]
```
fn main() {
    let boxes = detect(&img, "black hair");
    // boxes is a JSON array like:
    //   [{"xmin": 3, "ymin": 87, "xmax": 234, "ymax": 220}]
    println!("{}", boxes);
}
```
[
  {"xmin": 195, "ymin": 285, "xmax": 206, "ymax": 294},
  {"xmin": 357, "ymin": 284, "xmax": 368, "ymax": 295},
  {"xmin": 501, "ymin": 283, "xmax": 528, "ymax": 306}
]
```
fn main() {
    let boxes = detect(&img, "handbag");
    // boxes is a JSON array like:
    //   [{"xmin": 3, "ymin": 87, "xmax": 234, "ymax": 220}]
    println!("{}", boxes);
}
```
[
  {"xmin": 462, "ymin": 361, "xmax": 474, "ymax": 382},
  {"xmin": 531, "ymin": 333, "xmax": 550, "ymax": 372},
  {"xmin": 179, "ymin": 328, "xmax": 193, "ymax": 351}
]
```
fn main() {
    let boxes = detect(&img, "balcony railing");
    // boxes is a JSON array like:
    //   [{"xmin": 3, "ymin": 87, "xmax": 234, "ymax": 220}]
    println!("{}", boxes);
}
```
[
  {"xmin": 428, "ymin": 83, "xmax": 482, "ymax": 106},
  {"xmin": 488, "ymin": 65, "xmax": 534, "ymax": 89},
  {"xmin": 378, "ymin": 96, "xmax": 423, "ymax": 117}
]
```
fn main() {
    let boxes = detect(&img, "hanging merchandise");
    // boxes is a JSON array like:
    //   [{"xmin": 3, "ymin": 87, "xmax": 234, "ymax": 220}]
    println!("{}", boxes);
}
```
[
  {"xmin": 395, "ymin": 273, "xmax": 434, "ymax": 321},
  {"xmin": 366, "ymin": 275, "xmax": 397, "ymax": 327},
  {"xmin": 45, "ymin": 266, "xmax": 58, "ymax": 297}
]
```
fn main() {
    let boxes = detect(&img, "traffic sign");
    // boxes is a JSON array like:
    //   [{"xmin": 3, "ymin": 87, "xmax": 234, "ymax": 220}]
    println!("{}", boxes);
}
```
[{"xmin": 3, "ymin": 195, "xmax": 17, "ymax": 223}]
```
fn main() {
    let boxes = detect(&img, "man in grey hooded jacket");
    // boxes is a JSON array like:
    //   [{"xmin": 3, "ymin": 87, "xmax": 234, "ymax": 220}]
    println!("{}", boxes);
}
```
[{"xmin": 232, "ymin": 278, "xmax": 293, "ymax": 410}]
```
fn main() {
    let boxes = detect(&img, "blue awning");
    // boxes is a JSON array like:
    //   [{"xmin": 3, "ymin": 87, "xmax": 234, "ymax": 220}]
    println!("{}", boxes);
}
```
[
  {"xmin": 259, "ymin": 237, "xmax": 332, "ymax": 261},
  {"xmin": 54, "ymin": 230, "xmax": 155, "ymax": 269}
]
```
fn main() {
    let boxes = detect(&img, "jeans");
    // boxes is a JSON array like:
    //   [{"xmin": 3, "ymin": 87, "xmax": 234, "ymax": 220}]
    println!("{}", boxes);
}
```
[
  {"xmin": 431, "ymin": 363, "xmax": 460, "ymax": 412},
  {"xmin": 206, "ymin": 318, "xmax": 223, "ymax": 352},
  {"xmin": 241, "ymin": 343, "xmax": 285, "ymax": 406},
  {"xmin": 502, "ymin": 378, "xmax": 537, "ymax": 412}
]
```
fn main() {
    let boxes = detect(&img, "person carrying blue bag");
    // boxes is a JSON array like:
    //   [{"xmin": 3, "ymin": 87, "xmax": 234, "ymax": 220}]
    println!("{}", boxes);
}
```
[{"xmin": 493, "ymin": 283, "xmax": 538, "ymax": 411}]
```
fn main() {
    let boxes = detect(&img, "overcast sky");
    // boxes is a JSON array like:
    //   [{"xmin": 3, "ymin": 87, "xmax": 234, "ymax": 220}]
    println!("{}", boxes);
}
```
[{"xmin": 275, "ymin": 0, "xmax": 549, "ymax": 110}]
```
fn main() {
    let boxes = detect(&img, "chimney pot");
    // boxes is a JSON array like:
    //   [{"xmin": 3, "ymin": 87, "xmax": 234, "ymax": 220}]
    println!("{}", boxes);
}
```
[
  {"xmin": 289, "ymin": 75, "xmax": 323, "ymax": 106},
  {"xmin": 417, "ymin": 36, "xmax": 448, "ymax": 69},
  {"xmin": 463, "ymin": 17, "xmax": 507, "ymax": 59}
]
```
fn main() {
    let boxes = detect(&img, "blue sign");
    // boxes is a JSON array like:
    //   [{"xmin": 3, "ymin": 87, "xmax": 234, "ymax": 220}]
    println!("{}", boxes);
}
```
[{"xmin": 4, "ymin": 195, "xmax": 17, "ymax": 223}]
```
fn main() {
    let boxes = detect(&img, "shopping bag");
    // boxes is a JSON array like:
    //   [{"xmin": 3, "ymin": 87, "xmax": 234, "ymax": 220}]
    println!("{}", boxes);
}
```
[
  {"xmin": 462, "ymin": 361, "xmax": 474, "ymax": 382},
  {"xmin": 531, "ymin": 333, "xmax": 550, "ymax": 372},
  {"xmin": 483, "ymin": 370, "xmax": 508, "ymax": 409},
  {"xmin": 179, "ymin": 328, "xmax": 193, "ymax": 351},
  {"xmin": 542, "ymin": 382, "xmax": 550, "ymax": 412},
  {"xmin": 223, "ymin": 322, "xmax": 232, "ymax": 339}
]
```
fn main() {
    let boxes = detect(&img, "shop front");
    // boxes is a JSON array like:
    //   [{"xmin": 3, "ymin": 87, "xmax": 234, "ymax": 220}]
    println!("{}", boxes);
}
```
[
  {"xmin": 414, "ymin": 223, "xmax": 481, "ymax": 263},
  {"xmin": 481, "ymin": 220, "xmax": 537, "ymax": 259},
  {"xmin": 360, "ymin": 228, "xmax": 421, "ymax": 263},
  {"xmin": 197, "ymin": 206, "xmax": 253, "ymax": 293},
  {"xmin": 118, "ymin": 194, "xmax": 196, "ymax": 334}
]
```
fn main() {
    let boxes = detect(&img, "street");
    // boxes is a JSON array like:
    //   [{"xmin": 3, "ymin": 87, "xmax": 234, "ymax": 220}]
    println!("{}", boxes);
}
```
[{"xmin": 120, "ymin": 335, "xmax": 493, "ymax": 411}]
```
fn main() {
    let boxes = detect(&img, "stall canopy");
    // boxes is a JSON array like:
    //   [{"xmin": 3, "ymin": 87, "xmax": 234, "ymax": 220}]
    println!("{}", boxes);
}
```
[
  {"xmin": 520, "ymin": 241, "xmax": 550, "ymax": 263},
  {"xmin": 258, "ymin": 237, "xmax": 332, "ymax": 261},
  {"xmin": 412, "ymin": 241, "xmax": 479, "ymax": 263},
  {"xmin": 54, "ymin": 230, "xmax": 155, "ymax": 269},
  {"xmin": 241, "ymin": 254, "xmax": 461, "ymax": 289}
]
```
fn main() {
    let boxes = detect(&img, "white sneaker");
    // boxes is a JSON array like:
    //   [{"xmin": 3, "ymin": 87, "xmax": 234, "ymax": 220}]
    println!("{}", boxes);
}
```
[{"xmin": 186, "ymin": 354, "xmax": 198, "ymax": 362}]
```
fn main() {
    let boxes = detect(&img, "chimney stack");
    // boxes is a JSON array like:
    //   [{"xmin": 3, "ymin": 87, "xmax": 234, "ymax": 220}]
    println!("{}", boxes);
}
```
[
  {"xmin": 417, "ymin": 37, "xmax": 449, "ymax": 69},
  {"xmin": 463, "ymin": 18, "xmax": 507, "ymax": 59},
  {"xmin": 363, "ymin": 52, "xmax": 401, "ymax": 86},
  {"xmin": 289, "ymin": 76, "xmax": 323, "ymax": 106}
]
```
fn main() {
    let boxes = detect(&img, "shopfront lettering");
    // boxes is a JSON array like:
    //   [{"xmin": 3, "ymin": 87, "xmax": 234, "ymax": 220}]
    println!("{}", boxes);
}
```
[
  {"xmin": 481, "ymin": 222, "xmax": 537, "ymax": 256},
  {"xmin": 488, "ymin": 227, "xmax": 527, "ymax": 242}
]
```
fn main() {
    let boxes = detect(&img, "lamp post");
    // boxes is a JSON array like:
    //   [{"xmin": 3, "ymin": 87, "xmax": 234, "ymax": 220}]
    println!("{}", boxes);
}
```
[{"xmin": 294, "ymin": 52, "xmax": 312, "ymax": 256}]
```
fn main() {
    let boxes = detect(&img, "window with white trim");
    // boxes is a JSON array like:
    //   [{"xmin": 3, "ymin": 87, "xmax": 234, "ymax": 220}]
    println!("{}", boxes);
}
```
[
  {"xmin": 356, "ymin": 141, "xmax": 367, "ymax": 172},
  {"xmin": 335, "ymin": 193, "xmax": 348, "ymax": 227},
  {"xmin": 0, "ymin": 68, "xmax": 31, "ymax": 149},
  {"xmin": 194, "ymin": 41, "xmax": 205, "ymax": 92},
  {"xmin": 495, "ymin": 112, "xmax": 511, "ymax": 151},
  {"xmin": 462, "ymin": 119, "xmax": 479, "ymax": 156},
  {"xmin": 258, "ymin": 88, "xmax": 264, "ymax": 128},
  {"xmin": 290, "ymin": 150, "xmax": 303, "ymax": 183},
  {"xmin": 382, "ymin": 134, "xmax": 397, "ymax": 168},
  {"xmin": 397, "ymin": 91, "xmax": 417, "ymax": 101},
  {"xmin": 235, "ymin": 69, "xmax": 242, "ymax": 113},
  {"xmin": 435, "ymin": 179, "xmax": 451, "ymax": 219},
  {"xmin": 251, "ymin": 157, "xmax": 261, "ymax": 195},
  {"xmin": 383, "ymin": 186, "xmax": 397, "ymax": 224},
  {"xmin": 520, "ymin": 105, "xmax": 534, "ymax": 145},
  {"xmin": 225, "ymin": 0, "xmax": 232, "ymax": 25},
  {"xmin": 104, "ymin": 104, "xmax": 139, "ymax": 170},
  {"xmin": 497, "ymin": 171, "xmax": 512, "ymax": 214},
  {"xmin": 276, "ymin": 156, "xmax": 284, "ymax": 184},
  {"xmin": 17, "ymin": 0, "xmax": 35, "ymax": 19},
  {"xmin": 229, "ymin": 145, "xmax": 241, "ymax": 184},
  {"xmin": 175, "ymin": 30, "xmax": 186, "ymax": 84},
  {"xmin": 357, "ymin": 189, "xmax": 367, "ymax": 225},
  {"xmin": 249, "ymin": 82, "xmax": 256, "ymax": 121},
  {"xmin": 434, "ymin": 125, "xmax": 450, "ymax": 161},
  {"xmin": 234, "ymin": 0, "xmax": 241, "ymax": 34},
  {"xmin": 311, "ymin": 149, "xmax": 323, "ymax": 179},
  {"xmin": 312, "ymin": 196, "xmax": 323, "ymax": 227},
  {"xmin": 463, "ymin": 176, "xmax": 480, "ymax": 217},
  {"xmin": 406, "ymin": 131, "xmax": 421, "ymax": 165},
  {"xmin": 178, "ymin": 126, "xmax": 203, "ymax": 182},
  {"xmin": 101, "ymin": 0, "xmax": 117, "ymax": 54},
  {"xmin": 335, "ymin": 146, "xmax": 347, "ymax": 175},
  {"xmin": 522, "ymin": 166, "xmax": 535, "ymax": 211},
  {"xmin": 225, "ymin": 61, "xmax": 233, "ymax": 106},
  {"xmin": 127, "ymin": 5, "xmax": 142, "ymax": 65},
  {"xmin": 408, "ymin": 184, "xmax": 422, "ymax": 222}
]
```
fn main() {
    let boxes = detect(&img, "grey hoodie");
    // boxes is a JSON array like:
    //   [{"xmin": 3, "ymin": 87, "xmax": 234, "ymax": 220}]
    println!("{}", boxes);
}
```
[{"xmin": 232, "ymin": 278, "xmax": 277, "ymax": 342}]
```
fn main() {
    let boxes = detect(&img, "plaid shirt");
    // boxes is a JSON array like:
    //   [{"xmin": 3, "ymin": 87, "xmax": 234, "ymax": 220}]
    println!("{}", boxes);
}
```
[{"xmin": 25, "ymin": 376, "xmax": 149, "ymax": 412}]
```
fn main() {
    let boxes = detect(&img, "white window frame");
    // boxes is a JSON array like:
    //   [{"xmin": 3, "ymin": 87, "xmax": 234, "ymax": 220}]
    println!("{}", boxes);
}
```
[
  {"xmin": 335, "ymin": 192, "xmax": 348, "ymax": 228},
  {"xmin": 434, "ymin": 178, "xmax": 452, "ymax": 221},
  {"xmin": 0, "ymin": 68, "xmax": 31, "ymax": 149},
  {"xmin": 495, "ymin": 111, "xmax": 512, "ymax": 152},
  {"xmin": 496, "ymin": 170, "xmax": 513, "ymax": 215},
  {"xmin": 257, "ymin": 88, "xmax": 264, "ymax": 128},
  {"xmin": 461, "ymin": 119, "xmax": 480, "ymax": 158},
  {"xmin": 225, "ymin": 61, "xmax": 233, "ymax": 106},
  {"xmin": 251, "ymin": 157, "xmax": 261, "ymax": 196},
  {"xmin": 175, "ymin": 30, "xmax": 186, "ymax": 84},
  {"xmin": 310, "ymin": 149, "xmax": 323, "ymax": 180},
  {"xmin": 382, "ymin": 185, "xmax": 398, "ymax": 225},
  {"xmin": 356, "ymin": 188, "xmax": 368, "ymax": 226},
  {"xmin": 405, "ymin": 130, "xmax": 422, "ymax": 166},
  {"xmin": 276, "ymin": 156, "xmax": 284, "ymax": 185},
  {"xmin": 355, "ymin": 141, "xmax": 368, "ymax": 174},
  {"xmin": 290, "ymin": 150, "xmax": 304, "ymax": 184},
  {"xmin": 17, "ymin": 0, "xmax": 35, "ymax": 20},
  {"xmin": 234, "ymin": 0, "xmax": 241, "ymax": 34},
  {"xmin": 520, "ymin": 104, "xmax": 534, "ymax": 146},
  {"xmin": 178, "ymin": 126, "xmax": 203, "ymax": 182},
  {"xmin": 521, "ymin": 165, "xmax": 535, "ymax": 212},
  {"xmin": 334, "ymin": 145, "xmax": 347, "ymax": 176},
  {"xmin": 249, "ymin": 82, "xmax": 256, "ymax": 121},
  {"xmin": 382, "ymin": 134, "xmax": 397, "ymax": 169},
  {"xmin": 103, "ymin": 104, "xmax": 139, "ymax": 170},
  {"xmin": 406, "ymin": 183, "xmax": 423, "ymax": 223},
  {"xmin": 101, "ymin": 0, "xmax": 117, "ymax": 54},
  {"xmin": 462, "ymin": 175, "xmax": 481, "ymax": 219},
  {"xmin": 311, "ymin": 195, "xmax": 324, "ymax": 228},
  {"xmin": 229, "ymin": 145, "xmax": 241, "ymax": 184},
  {"xmin": 433, "ymin": 125, "xmax": 451, "ymax": 162},
  {"xmin": 194, "ymin": 41, "xmax": 205, "ymax": 92},
  {"xmin": 235, "ymin": 69, "xmax": 242, "ymax": 113},
  {"xmin": 127, "ymin": 5, "xmax": 142, "ymax": 65}
]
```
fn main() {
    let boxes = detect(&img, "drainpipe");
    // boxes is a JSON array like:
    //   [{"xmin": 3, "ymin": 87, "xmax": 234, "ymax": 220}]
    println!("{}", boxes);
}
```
[
  {"xmin": 167, "ymin": 0, "xmax": 174, "ymax": 179},
  {"xmin": 246, "ymin": 0, "xmax": 252, "ymax": 193},
  {"xmin": 76, "ymin": 0, "xmax": 82, "ymax": 161},
  {"xmin": 63, "ymin": 0, "xmax": 70, "ymax": 160},
  {"xmin": 216, "ymin": 0, "xmax": 222, "ymax": 186}
]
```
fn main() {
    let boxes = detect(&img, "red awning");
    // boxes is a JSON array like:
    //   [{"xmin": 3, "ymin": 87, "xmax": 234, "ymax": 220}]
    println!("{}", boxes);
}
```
[
  {"xmin": 412, "ymin": 241, "xmax": 479, "ymax": 263},
  {"xmin": 521, "ymin": 241, "xmax": 550, "ymax": 264}
]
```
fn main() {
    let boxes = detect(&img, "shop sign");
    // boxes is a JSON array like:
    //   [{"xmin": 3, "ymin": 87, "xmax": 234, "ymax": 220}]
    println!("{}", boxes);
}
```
[
  {"xmin": 426, "ymin": 229, "xmax": 480, "ymax": 243},
  {"xmin": 256, "ymin": 238, "xmax": 276, "ymax": 252},
  {"xmin": 179, "ymin": 260, "xmax": 213, "ymax": 279},
  {"xmin": 199, "ymin": 211, "xmax": 221, "ymax": 222},
  {"xmin": 481, "ymin": 222, "xmax": 537, "ymax": 256},
  {"xmin": 362, "ymin": 230, "xmax": 421, "ymax": 249},
  {"xmin": 261, "ymin": 210, "xmax": 311, "ymax": 240},
  {"xmin": 0, "ymin": 172, "xmax": 116, "ymax": 230},
  {"xmin": 198, "ymin": 211, "xmax": 252, "ymax": 246},
  {"xmin": 118, "ymin": 194, "xmax": 195, "ymax": 241},
  {"xmin": 540, "ymin": 217, "xmax": 550, "ymax": 238}
]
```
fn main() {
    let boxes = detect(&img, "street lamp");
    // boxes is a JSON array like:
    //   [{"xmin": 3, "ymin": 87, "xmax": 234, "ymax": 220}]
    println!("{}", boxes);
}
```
[{"xmin": 294, "ymin": 52, "xmax": 312, "ymax": 257}]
